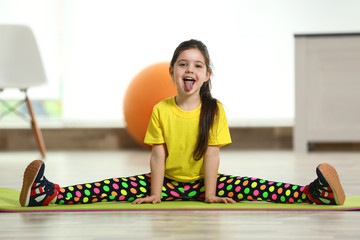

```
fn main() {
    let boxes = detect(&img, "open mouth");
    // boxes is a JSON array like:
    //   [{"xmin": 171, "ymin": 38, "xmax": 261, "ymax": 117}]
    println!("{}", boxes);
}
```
[{"xmin": 184, "ymin": 77, "xmax": 195, "ymax": 91}]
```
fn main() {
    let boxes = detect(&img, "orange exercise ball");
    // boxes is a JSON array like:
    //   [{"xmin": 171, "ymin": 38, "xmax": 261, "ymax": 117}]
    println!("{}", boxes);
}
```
[{"xmin": 124, "ymin": 62, "xmax": 177, "ymax": 147}]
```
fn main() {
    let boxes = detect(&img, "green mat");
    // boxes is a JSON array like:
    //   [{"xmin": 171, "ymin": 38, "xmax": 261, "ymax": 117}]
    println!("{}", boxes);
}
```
[{"xmin": 1, "ymin": 188, "xmax": 359, "ymax": 212}]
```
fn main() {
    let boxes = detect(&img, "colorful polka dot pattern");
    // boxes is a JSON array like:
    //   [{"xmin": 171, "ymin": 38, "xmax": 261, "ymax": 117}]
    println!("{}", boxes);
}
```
[
  {"xmin": 56, "ymin": 174, "xmax": 152, "ymax": 205},
  {"xmin": 215, "ymin": 175, "xmax": 310, "ymax": 203},
  {"xmin": 55, "ymin": 173, "xmax": 310, "ymax": 205},
  {"xmin": 160, "ymin": 178, "xmax": 206, "ymax": 201}
]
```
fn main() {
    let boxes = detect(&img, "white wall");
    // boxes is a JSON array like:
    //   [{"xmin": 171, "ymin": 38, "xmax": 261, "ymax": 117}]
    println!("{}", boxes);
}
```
[
  {"xmin": 2, "ymin": 0, "xmax": 360, "ymax": 127},
  {"xmin": 0, "ymin": 0, "xmax": 60, "ymax": 100}
]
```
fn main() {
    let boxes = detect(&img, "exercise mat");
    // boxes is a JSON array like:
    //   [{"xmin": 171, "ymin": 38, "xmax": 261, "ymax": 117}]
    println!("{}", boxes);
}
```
[{"xmin": 1, "ymin": 188, "xmax": 359, "ymax": 212}]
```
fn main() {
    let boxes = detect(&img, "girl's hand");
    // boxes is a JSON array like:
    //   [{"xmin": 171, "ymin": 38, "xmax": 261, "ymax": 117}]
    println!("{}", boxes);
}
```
[
  {"xmin": 205, "ymin": 195, "xmax": 236, "ymax": 204},
  {"xmin": 132, "ymin": 195, "xmax": 161, "ymax": 204}
]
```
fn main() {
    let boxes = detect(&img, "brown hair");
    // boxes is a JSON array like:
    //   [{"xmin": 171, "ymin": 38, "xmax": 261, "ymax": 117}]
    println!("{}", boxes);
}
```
[{"xmin": 170, "ymin": 39, "xmax": 218, "ymax": 160}]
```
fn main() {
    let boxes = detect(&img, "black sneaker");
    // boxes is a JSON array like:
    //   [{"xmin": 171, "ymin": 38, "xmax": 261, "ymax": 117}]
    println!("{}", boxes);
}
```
[
  {"xmin": 19, "ymin": 160, "xmax": 59, "ymax": 207},
  {"xmin": 304, "ymin": 163, "xmax": 346, "ymax": 205}
]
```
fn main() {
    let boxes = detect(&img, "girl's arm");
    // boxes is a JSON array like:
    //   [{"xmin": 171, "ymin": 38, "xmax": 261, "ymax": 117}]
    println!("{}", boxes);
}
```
[
  {"xmin": 132, "ymin": 144, "xmax": 166, "ymax": 204},
  {"xmin": 204, "ymin": 145, "xmax": 236, "ymax": 204}
]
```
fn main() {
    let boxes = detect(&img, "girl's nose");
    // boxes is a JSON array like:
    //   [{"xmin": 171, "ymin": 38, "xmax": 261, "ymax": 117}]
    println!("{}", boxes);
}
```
[{"xmin": 186, "ymin": 65, "xmax": 194, "ymax": 73}]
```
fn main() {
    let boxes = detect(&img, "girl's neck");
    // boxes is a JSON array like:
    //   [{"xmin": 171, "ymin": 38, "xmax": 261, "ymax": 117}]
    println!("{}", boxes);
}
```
[{"xmin": 175, "ymin": 94, "xmax": 201, "ymax": 111}]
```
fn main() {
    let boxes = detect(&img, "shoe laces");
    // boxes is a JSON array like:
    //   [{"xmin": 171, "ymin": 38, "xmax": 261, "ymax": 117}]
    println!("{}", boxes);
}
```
[
  {"xmin": 40, "ymin": 176, "xmax": 56, "ymax": 193},
  {"xmin": 308, "ymin": 178, "xmax": 330, "ymax": 199}
]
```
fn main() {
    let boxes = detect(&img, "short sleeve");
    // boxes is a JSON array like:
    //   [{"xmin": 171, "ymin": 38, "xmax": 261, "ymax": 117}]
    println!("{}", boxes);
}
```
[
  {"xmin": 144, "ymin": 106, "xmax": 165, "ymax": 146},
  {"xmin": 208, "ymin": 102, "xmax": 232, "ymax": 147}
]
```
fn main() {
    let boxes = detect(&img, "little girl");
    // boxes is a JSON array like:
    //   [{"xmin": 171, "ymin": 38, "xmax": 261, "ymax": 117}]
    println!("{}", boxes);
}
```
[{"xmin": 20, "ymin": 39, "xmax": 345, "ymax": 207}]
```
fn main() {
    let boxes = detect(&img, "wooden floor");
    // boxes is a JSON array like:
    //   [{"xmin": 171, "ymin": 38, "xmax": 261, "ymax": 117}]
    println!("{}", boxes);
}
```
[{"xmin": 1, "ymin": 150, "xmax": 360, "ymax": 239}]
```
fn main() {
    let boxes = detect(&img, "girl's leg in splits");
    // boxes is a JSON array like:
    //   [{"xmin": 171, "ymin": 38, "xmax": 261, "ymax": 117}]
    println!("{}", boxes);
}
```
[
  {"xmin": 215, "ymin": 174, "xmax": 310, "ymax": 203},
  {"xmin": 20, "ymin": 160, "xmax": 204, "ymax": 206},
  {"xmin": 214, "ymin": 163, "xmax": 345, "ymax": 205},
  {"xmin": 56, "ymin": 174, "xmax": 152, "ymax": 205}
]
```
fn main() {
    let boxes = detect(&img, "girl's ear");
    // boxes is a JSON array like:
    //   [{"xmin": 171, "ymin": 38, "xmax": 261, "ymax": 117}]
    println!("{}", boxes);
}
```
[
  {"xmin": 169, "ymin": 66, "xmax": 174, "ymax": 77},
  {"xmin": 205, "ymin": 70, "xmax": 211, "ymax": 82}
]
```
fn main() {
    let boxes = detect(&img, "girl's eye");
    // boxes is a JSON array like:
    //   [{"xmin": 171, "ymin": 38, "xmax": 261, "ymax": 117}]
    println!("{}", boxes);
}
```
[
  {"xmin": 196, "ymin": 64, "xmax": 203, "ymax": 68},
  {"xmin": 179, "ymin": 63, "xmax": 186, "ymax": 67}
]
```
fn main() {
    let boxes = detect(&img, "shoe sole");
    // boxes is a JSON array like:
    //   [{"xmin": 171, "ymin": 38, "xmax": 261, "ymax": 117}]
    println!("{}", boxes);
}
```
[
  {"xmin": 318, "ymin": 163, "xmax": 346, "ymax": 205},
  {"xmin": 19, "ymin": 160, "xmax": 43, "ymax": 207}
]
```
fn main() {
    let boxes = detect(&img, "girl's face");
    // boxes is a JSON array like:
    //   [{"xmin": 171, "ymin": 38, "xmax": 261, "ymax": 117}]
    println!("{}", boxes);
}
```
[{"xmin": 170, "ymin": 48, "xmax": 211, "ymax": 97}]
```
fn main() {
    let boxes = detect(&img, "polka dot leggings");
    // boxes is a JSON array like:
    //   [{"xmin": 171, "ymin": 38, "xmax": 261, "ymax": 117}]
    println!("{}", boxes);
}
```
[{"xmin": 55, "ymin": 173, "xmax": 311, "ymax": 205}]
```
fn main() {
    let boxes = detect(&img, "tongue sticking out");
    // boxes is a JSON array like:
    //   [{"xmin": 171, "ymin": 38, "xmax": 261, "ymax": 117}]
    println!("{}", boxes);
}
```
[{"xmin": 184, "ymin": 80, "xmax": 195, "ymax": 91}]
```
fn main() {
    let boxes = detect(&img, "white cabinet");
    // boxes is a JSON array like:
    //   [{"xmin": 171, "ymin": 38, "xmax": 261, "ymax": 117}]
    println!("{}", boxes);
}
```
[{"xmin": 294, "ymin": 34, "xmax": 360, "ymax": 152}]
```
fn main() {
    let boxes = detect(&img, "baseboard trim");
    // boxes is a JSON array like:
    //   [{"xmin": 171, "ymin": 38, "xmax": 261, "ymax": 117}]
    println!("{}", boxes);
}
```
[
  {"xmin": 1, "ymin": 127, "xmax": 359, "ymax": 151},
  {"xmin": 0, "ymin": 127, "xmax": 293, "ymax": 151}
]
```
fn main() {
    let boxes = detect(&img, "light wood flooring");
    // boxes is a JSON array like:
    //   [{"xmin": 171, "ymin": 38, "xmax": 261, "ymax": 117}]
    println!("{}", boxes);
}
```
[{"xmin": 0, "ymin": 150, "xmax": 360, "ymax": 239}]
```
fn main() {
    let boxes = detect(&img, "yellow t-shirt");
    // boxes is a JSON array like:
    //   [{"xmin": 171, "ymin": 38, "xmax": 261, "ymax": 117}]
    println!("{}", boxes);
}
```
[{"xmin": 144, "ymin": 97, "xmax": 232, "ymax": 182}]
